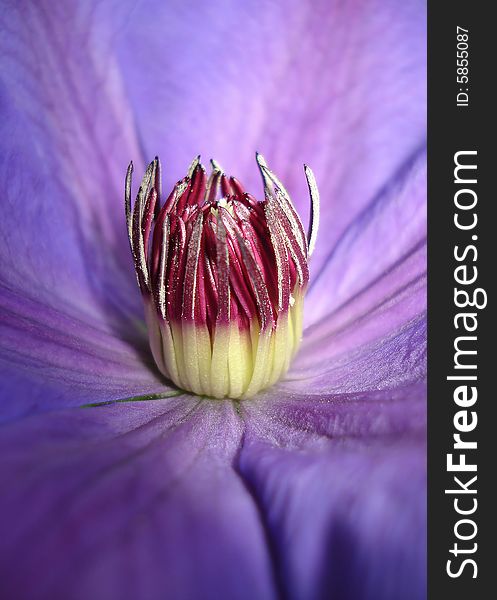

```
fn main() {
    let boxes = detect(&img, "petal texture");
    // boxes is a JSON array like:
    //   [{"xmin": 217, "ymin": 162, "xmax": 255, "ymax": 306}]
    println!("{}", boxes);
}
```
[
  {"xmin": 0, "ymin": 1, "xmax": 427, "ymax": 599},
  {"xmin": 0, "ymin": 399, "xmax": 276, "ymax": 600},
  {"xmin": 0, "ymin": 2, "xmax": 171, "ymax": 419},
  {"xmin": 0, "ymin": 379, "xmax": 426, "ymax": 600},
  {"xmin": 306, "ymin": 148, "xmax": 426, "ymax": 325},
  {"xmin": 238, "ymin": 433, "xmax": 426, "ymax": 600},
  {"xmin": 0, "ymin": 0, "xmax": 427, "ymax": 416},
  {"xmin": 111, "ymin": 0, "xmax": 426, "ymax": 277}
]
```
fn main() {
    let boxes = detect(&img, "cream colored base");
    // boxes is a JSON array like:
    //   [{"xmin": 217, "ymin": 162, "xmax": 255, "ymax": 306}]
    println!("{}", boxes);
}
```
[{"xmin": 144, "ymin": 294, "xmax": 304, "ymax": 399}]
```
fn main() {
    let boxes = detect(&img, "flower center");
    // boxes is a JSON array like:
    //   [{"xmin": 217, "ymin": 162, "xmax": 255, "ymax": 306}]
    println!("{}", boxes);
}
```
[{"xmin": 125, "ymin": 153, "xmax": 319, "ymax": 399}]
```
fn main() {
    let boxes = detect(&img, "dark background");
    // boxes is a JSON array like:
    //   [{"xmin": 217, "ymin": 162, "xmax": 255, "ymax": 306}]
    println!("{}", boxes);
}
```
[{"xmin": 428, "ymin": 1, "xmax": 495, "ymax": 597}]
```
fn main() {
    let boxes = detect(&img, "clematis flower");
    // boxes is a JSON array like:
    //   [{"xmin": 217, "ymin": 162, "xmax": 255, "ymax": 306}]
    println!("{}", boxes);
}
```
[
  {"xmin": 0, "ymin": 1, "xmax": 426, "ymax": 600},
  {"xmin": 126, "ymin": 154, "xmax": 319, "ymax": 398}
]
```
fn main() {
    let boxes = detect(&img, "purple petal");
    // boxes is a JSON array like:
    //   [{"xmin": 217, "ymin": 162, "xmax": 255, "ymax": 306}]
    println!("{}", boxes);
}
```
[
  {"xmin": 0, "ymin": 2, "xmax": 143, "ymax": 248},
  {"xmin": 0, "ymin": 3, "xmax": 427, "ymax": 597},
  {"xmin": 0, "ymin": 1, "xmax": 151, "ymax": 320},
  {"xmin": 110, "ymin": 0, "xmax": 426, "ymax": 271},
  {"xmin": 0, "ymin": 399, "xmax": 276, "ymax": 599},
  {"xmin": 244, "ymin": 382, "xmax": 426, "ymax": 447},
  {"xmin": 0, "ymin": 3, "xmax": 175, "ymax": 418},
  {"xmin": 305, "ymin": 149, "xmax": 426, "ymax": 325},
  {"xmin": 238, "ymin": 383, "xmax": 426, "ymax": 600},
  {"xmin": 238, "ymin": 442, "xmax": 426, "ymax": 600},
  {"xmin": 1, "ymin": 0, "xmax": 427, "ymax": 417},
  {"xmin": 293, "ymin": 250, "xmax": 426, "ymax": 394},
  {"xmin": 300, "ymin": 314, "xmax": 426, "ymax": 393},
  {"xmin": 285, "ymin": 152, "xmax": 426, "ymax": 389},
  {"xmin": 0, "ymin": 281, "xmax": 174, "ymax": 422}
]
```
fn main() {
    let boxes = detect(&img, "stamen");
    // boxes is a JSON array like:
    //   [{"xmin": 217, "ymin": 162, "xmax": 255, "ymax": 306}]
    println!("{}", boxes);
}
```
[
  {"xmin": 304, "ymin": 164, "xmax": 320, "ymax": 257},
  {"xmin": 125, "ymin": 153, "xmax": 319, "ymax": 398}
]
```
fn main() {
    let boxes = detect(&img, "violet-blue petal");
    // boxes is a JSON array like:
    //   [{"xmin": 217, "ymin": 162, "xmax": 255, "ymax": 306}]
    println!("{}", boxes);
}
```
[
  {"xmin": 0, "ymin": 2, "xmax": 176, "ymax": 419},
  {"xmin": 238, "ymin": 435, "xmax": 426, "ymax": 600},
  {"xmin": 0, "ymin": 0, "xmax": 428, "ymax": 597},
  {"xmin": 0, "ymin": 383, "xmax": 426, "ymax": 600},
  {"xmin": 0, "ymin": 0, "xmax": 427, "ymax": 419},
  {"xmin": 0, "ymin": 399, "xmax": 276, "ymax": 600},
  {"xmin": 0, "ymin": 1, "xmax": 156, "ymax": 331},
  {"xmin": 298, "ymin": 151, "xmax": 426, "ymax": 379},
  {"xmin": 279, "ymin": 312, "xmax": 426, "ymax": 395},
  {"xmin": 238, "ymin": 381, "xmax": 426, "ymax": 600},
  {"xmin": 0, "ymin": 2, "xmax": 143, "ymax": 249},
  {"xmin": 306, "ymin": 149, "xmax": 426, "ymax": 326},
  {"xmin": 110, "ymin": 0, "xmax": 426, "ymax": 276},
  {"xmin": 0, "ymin": 275, "xmax": 174, "ymax": 421},
  {"xmin": 293, "ymin": 152, "xmax": 426, "ymax": 384}
]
